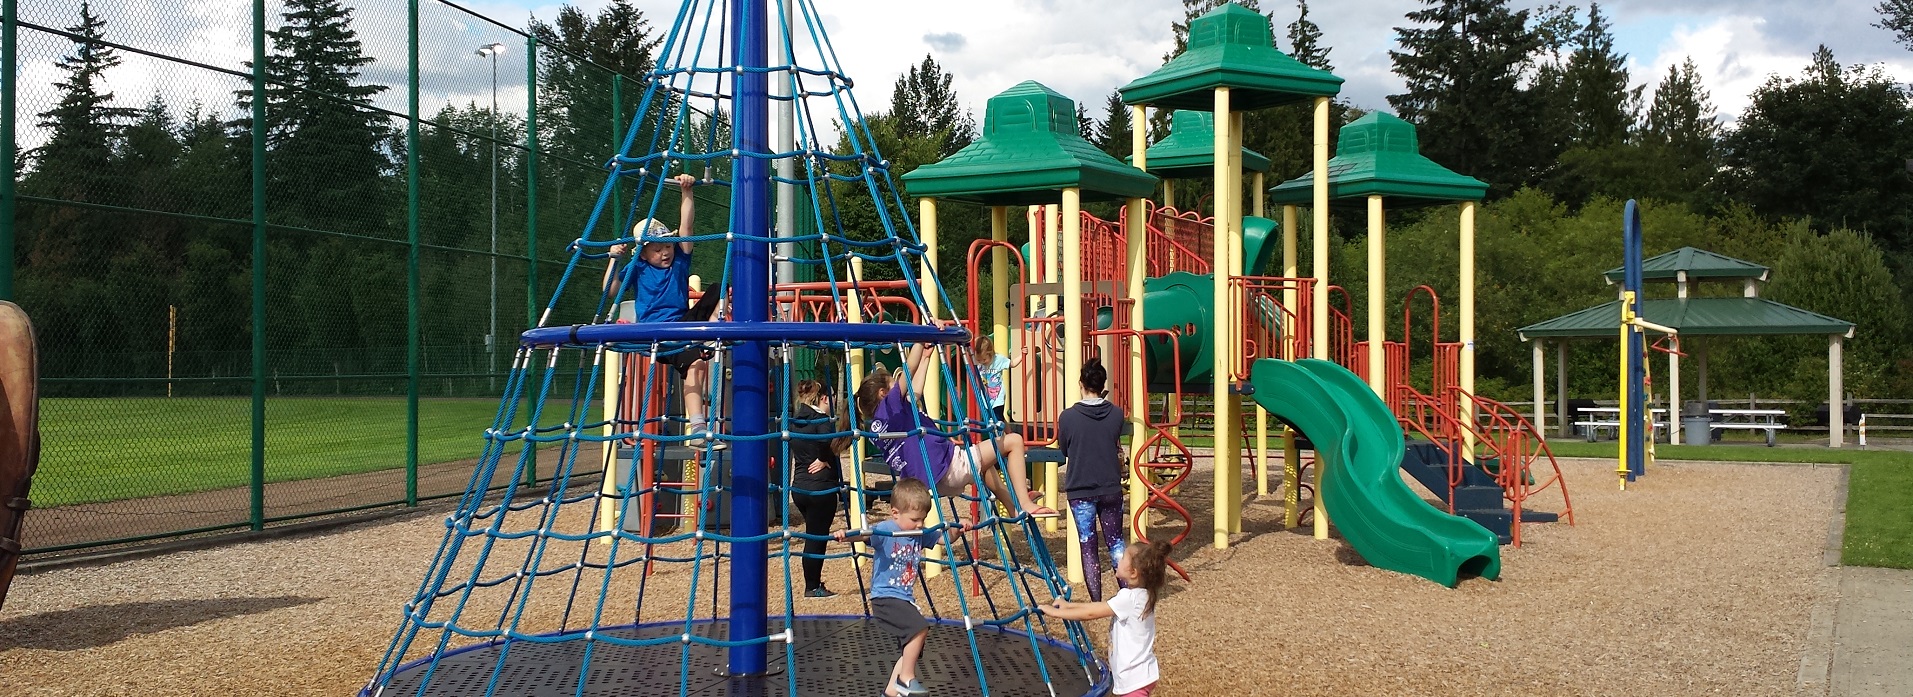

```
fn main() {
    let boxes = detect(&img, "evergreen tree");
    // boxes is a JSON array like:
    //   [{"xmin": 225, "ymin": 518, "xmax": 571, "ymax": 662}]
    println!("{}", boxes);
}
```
[
  {"xmin": 889, "ymin": 54, "xmax": 975, "ymax": 157},
  {"xmin": 1388, "ymin": 0, "xmax": 1547, "ymax": 195},
  {"xmin": 1076, "ymin": 104, "xmax": 1095, "ymax": 141},
  {"xmin": 1562, "ymin": 4, "xmax": 1637, "ymax": 147},
  {"xmin": 237, "ymin": 0, "xmax": 394, "ymax": 229},
  {"xmin": 1096, "ymin": 90, "xmax": 1133, "ymax": 158},
  {"xmin": 1285, "ymin": 0, "xmax": 1330, "ymax": 70},
  {"xmin": 1642, "ymin": 58, "xmax": 1720, "ymax": 164},
  {"xmin": 1721, "ymin": 46, "xmax": 1913, "ymax": 254},
  {"xmin": 27, "ymin": 1, "xmax": 137, "ymax": 202}
]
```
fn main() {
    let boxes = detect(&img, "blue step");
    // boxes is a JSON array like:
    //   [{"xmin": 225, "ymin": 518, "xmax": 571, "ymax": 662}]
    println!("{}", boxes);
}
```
[{"xmin": 1399, "ymin": 439, "xmax": 1560, "ymax": 545}]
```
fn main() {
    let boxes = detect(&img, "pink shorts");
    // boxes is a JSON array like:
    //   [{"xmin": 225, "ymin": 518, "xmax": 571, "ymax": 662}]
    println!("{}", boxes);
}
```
[{"xmin": 1117, "ymin": 683, "xmax": 1157, "ymax": 697}]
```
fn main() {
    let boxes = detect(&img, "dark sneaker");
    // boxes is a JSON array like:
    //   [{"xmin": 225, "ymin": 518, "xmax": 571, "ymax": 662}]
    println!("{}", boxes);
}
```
[{"xmin": 805, "ymin": 587, "xmax": 836, "ymax": 598}]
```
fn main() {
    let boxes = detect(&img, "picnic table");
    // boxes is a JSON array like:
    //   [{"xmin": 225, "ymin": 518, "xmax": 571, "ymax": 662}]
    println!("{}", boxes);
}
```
[
  {"xmin": 1706, "ymin": 409, "xmax": 1786, "ymax": 447},
  {"xmin": 1572, "ymin": 407, "xmax": 1667, "ymax": 442}
]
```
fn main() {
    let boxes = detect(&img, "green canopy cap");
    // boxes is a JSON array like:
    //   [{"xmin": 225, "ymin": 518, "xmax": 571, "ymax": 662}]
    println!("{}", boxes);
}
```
[
  {"xmin": 1601, "ymin": 247, "xmax": 1771, "ymax": 284},
  {"xmin": 1268, "ymin": 112, "xmax": 1488, "ymax": 208},
  {"xmin": 1517, "ymin": 297, "xmax": 1853, "ymax": 339},
  {"xmin": 1125, "ymin": 110, "xmax": 1271, "ymax": 180},
  {"xmin": 1119, "ymin": 3, "xmax": 1342, "ymax": 111},
  {"xmin": 901, "ymin": 81, "xmax": 1158, "ymax": 206}
]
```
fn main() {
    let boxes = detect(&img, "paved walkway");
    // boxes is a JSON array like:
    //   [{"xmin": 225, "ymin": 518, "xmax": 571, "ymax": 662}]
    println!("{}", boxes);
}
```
[{"xmin": 1823, "ymin": 567, "xmax": 1913, "ymax": 696}]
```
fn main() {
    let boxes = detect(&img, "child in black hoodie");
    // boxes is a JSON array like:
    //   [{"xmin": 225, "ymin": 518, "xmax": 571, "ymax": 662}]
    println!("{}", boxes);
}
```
[{"xmin": 1057, "ymin": 359, "xmax": 1128, "ymax": 601}]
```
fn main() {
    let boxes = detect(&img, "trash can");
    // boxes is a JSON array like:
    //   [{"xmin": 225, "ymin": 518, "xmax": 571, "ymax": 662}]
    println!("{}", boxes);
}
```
[{"xmin": 1681, "ymin": 401, "xmax": 1712, "ymax": 445}]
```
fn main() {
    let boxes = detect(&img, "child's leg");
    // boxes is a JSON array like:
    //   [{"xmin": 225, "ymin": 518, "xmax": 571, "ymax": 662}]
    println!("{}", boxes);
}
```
[
  {"xmin": 967, "ymin": 433, "xmax": 1053, "ymax": 515},
  {"xmin": 683, "ymin": 356, "xmax": 709, "ymax": 428},
  {"xmin": 897, "ymin": 628, "xmax": 926, "ymax": 682},
  {"xmin": 1095, "ymin": 493, "xmax": 1129, "ymax": 590},
  {"xmin": 1069, "ymin": 497, "xmax": 1105, "ymax": 600}
]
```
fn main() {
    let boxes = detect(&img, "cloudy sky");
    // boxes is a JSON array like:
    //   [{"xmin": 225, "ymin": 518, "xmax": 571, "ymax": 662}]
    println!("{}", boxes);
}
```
[
  {"xmin": 486, "ymin": 0, "xmax": 1913, "ymax": 126},
  {"xmin": 20, "ymin": 0, "xmax": 1913, "ymax": 145}
]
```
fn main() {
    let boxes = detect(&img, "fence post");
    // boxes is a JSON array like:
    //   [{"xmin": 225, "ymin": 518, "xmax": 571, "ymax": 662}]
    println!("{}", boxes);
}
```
[
  {"xmin": 0, "ymin": 0, "xmax": 15, "ymax": 301},
  {"xmin": 404, "ymin": 0, "xmax": 421, "ymax": 507},
  {"xmin": 523, "ymin": 36, "xmax": 539, "ymax": 487},
  {"xmin": 249, "ymin": 0, "xmax": 268, "ymax": 531}
]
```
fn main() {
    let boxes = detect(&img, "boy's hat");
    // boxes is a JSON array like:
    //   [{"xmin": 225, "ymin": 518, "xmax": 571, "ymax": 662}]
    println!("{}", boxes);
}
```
[{"xmin": 634, "ymin": 218, "xmax": 672, "ymax": 247}]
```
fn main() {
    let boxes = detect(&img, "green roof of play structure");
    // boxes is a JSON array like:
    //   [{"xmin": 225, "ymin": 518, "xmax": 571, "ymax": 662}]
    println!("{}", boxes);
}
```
[
  {"xmin": 1126, "ymin": 110, "xmax": 1271, "ymax": 179},
  {"xmin": 1601, "ymin": 247, "xmax": 1770, "ymax": 283},
  {"xmin": 1517, "ymin": 298, "xmax": 1853, "ymax": 339},
  {"xmin": 1119, "ymin": 3, "xmax": 1342, "ymax": 111},
  {"xmin": 899, "ymin": 81, "xmax": 1157, "ymax": 205},
  {"xmin": 1267, "ymin": 112, "xmax": 1488, "ymax": 207}
]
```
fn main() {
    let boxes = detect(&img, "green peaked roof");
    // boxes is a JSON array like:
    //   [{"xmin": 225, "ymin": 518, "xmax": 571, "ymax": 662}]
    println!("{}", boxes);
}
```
[
  {"xmin": 1125, "ymin": 110, "xmax": 1271, "ymax": 179},
  {"xmin": 1267, "ymin": 112, "xmax": 1488, "ymax": 207},
  {"xmin": 1517, "ymin": 297, "xmax": 1853, "ymax": 339},
  {"xmin": 901, "ymin": 81, "xmax": 1157, "ymax": 206},
  {"xmin": 1119, "ymin": 3, "xmax": 1342, "ymax": 111},
  {"xmin": 1601, "ymin": 247, "xmax": 1771, "ymax": 284}
]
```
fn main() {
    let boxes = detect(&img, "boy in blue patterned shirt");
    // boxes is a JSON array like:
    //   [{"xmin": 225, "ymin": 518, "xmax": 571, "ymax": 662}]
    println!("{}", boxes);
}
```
[{"xmin": 833, "ymin": 478, "xmax": 963, "ymax": 696}]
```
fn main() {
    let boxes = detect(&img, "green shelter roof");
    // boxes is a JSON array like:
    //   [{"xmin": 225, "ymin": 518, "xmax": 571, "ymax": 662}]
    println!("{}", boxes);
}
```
[
  {"xmin": 1119, "ymin": 3, "xmax": 1342, "ymax": 111},
  {"xmin": 1601, "ymin": 247, "xmax": 1771, "ymax": 284},
  {"xmin": 1125, "ymin": 110, "xmax": 1270, "ymax": 179},
  {"xmin": 1517, "ymin": 297, "xmax": 1854, "ymax": 339},
  {"xmin": 901, "ymin": 81, "xmax": 1157, "ymax": 206},
  {"xmin": 1267, "ymin": 112, "xmax": 1488, "ymax": 207}
]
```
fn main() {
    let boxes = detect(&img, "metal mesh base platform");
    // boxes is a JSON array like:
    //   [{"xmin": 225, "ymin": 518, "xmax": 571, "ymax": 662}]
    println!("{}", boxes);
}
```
[{"xmin": 372, "ymin": 617, "xmax": 1107, "ymax": 697}]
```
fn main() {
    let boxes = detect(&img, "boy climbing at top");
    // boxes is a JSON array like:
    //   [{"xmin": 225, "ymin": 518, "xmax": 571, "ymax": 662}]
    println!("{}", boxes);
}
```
[
  {"xmin": 856, "ymin": 327, "xmax": 1056, "ymax": 519},
  {"xmin": 608, "ymin": 173, "xmax": 723, "ymax": 448}
]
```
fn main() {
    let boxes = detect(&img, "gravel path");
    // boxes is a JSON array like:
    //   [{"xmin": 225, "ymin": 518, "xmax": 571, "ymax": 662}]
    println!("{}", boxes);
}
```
[{"xmin": 0, "ymin": 458, "xmax": 1839, "ymax": 696}]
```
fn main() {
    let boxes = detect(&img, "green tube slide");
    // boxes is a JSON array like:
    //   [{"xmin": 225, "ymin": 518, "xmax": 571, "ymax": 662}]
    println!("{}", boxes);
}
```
[{"xmin": 1246, "ymin": 358, "xmax": 1501, "ymax": 587}]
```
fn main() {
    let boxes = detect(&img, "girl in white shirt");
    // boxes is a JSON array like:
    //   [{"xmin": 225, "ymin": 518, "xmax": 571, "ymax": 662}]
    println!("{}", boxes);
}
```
[{"xmin": 1039, "ymin": 539, "xmax": 1172, "ymax": 697}]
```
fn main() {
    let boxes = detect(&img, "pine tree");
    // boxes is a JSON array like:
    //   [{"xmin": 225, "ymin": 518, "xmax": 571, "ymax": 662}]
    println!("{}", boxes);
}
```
[
  {"xmin": 1876, "ymin": 0, "xmax": 1913, "ymax": 50},
  {"xmin": 1388, "ymin": 0, "xmax": 1546, "ymax": 194},
  {"xmin": 1562, "ymin": 3, "xmax": 1636, "ymax": 147},
  {"xmin": 1286, "ymin": 0, "xmax": 1330, "ymax": 69},
  {"xmin": 889, "ymin": 54, "xmax": 975, "ymax": 158},
  {"xmin": 1096, "ymin": 90, "xmax": 1133, "ymax": 158},
  {"xmin": 27, "ymin": 1, "xmax": 138, "ymax": 202},
  {"xmin": 1076, "ymin": 104, "xmax": 1095, "ymax": 140},
  {"xmin": 1642, "ymin": 59, "xmax": 1719, "ymax": 164},
  {"xmin": 237, "ymin": 0, "xmax": 394, "ymax": 229}
]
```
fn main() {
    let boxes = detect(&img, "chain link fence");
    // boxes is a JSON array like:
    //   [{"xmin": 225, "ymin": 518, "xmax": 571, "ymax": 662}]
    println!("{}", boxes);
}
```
[{"xmin": 5, "ymin": 0, "xmax": 731, "ymax": 553}]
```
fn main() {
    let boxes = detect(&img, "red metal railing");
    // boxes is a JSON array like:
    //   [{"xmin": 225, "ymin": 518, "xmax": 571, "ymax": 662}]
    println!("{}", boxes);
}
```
[{"xmin": 1227, "ymin": 275, "xmax": 1317, "ymax": 379}]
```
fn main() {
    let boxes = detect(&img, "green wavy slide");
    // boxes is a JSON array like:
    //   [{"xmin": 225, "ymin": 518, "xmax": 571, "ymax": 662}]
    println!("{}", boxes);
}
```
[{"xmin": 1247, "ymin": 358, "xmax": 1501, "ymax": 587}]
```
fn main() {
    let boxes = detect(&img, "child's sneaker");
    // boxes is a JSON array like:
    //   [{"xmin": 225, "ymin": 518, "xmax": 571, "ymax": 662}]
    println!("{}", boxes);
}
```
[{"xmin": 685, "ymin": 422, "xmax": 728, "ymax": 451}]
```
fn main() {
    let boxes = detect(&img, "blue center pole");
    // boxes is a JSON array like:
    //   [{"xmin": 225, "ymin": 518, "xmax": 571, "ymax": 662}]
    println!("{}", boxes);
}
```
[
  {"xmin": 1623, "ymin": 200, "xmax": 1646, "ymax": 482},
  {"xmin": 727, "ymin": 0, "xmax": 772, "ymax": 677}
]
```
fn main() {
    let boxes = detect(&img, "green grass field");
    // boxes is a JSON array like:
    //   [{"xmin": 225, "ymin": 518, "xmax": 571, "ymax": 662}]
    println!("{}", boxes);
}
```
[{"xmin": 34, "ymin": 397, "xmax": 504, "ymax": 507}]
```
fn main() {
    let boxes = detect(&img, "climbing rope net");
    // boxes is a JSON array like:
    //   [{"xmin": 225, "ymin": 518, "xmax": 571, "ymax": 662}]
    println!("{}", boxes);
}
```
[{"xmin": 362, "ymin": 1, "xmax": 1103, "ymax": 695}]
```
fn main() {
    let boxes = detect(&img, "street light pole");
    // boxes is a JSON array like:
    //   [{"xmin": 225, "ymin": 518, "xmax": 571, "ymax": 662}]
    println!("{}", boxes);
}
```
[{"xmin": 478, "ymin": 42, "xmax": 504, "ymax": 392}]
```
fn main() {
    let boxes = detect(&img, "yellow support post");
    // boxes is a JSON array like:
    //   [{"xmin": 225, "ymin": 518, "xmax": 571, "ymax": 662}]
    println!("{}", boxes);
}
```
[
  {"xmin": 847, "ymin": 257, "xmax": 869, "ymax": 563},
  {"xmin": 1229, "ymin": 112, "xmax": 1251, "ymax": 526},
  {"xmin": 1253, "ymin": 172, "xmax": 1266, "ymax": 218},
  {"xmin": 1310, "ymin": 96, "xmax": 1330, "ymax": 360},
  {"xmin": 1281, "ymin": 204, "xmax": 1300, "ymax": 528},
  {"xmin": 1062, "ymin": 187, "xmax": 1085, "ymax": 581},
  {"xmin": 1366, "ymin": 195, "xmax": 1386, "ymax": 397},
  {"xmin": 1459, "ymin": 201, "xmax": 1477, "ymax": 461},
  {"xmin": 1127, "ymin": 104, "xmax": 1150, "ymax": 542},
  {"xmin": 1618, "ymin": 291, "xmax": 1634, "ymax": 491},
  {"xmin": 992, "ymin": 206, "xmax": 1009, "ymax": 355},
  {"xmin": 1212, "ymin": 87, "xmax": 1235, "ymax": 549},
  {"xmin": 598, "ymin": 346, "xmax": 620, "ymax": 534},
  {"xmin": 919, "ymin": 198, "xmax": 942, "ymax": 420}
]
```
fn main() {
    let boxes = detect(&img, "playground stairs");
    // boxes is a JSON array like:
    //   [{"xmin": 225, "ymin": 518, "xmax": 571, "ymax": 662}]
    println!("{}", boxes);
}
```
[{"xmin": 1398, "ymin": 439, "xmax": 1559, "ymax": 545}]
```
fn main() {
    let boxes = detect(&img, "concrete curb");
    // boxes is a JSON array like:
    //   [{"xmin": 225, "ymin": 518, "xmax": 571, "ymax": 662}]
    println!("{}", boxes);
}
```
[{"xmin": 1797, "ymin": 465, "xmax": 1849, "ymax": 696}]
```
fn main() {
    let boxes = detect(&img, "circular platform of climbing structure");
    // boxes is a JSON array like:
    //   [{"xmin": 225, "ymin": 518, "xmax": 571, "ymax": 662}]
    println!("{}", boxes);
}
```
[{"xmin": 370, "ymin": 617, "xmax": 1109, "ymax": 697}]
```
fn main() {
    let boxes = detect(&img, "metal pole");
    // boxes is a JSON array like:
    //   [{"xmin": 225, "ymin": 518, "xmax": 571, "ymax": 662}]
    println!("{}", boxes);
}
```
[
  {"xmin": 774, "ymin": 0, "xmax": 795, "ymax": 302},
  {"xmin": 249, "ymin": 0, "xmax": 268, "ymax": 531},
  {"xmin": 489, "ymin": 49, "xmax": 498, "ymax": 392},
  {"xmin": 727, "ymin": 0, "xmax": 772, "ymax": 676},
  {"xmin": 405, "ymin": 0, "xmax": 421, "ymax": 507},
  {"xmin": 0, "ymin": 0, "xmax": 15, "ymax": 301},
  {"xmin": 523, "ymin": 37, "xmax": 539, "ymax": 487}
]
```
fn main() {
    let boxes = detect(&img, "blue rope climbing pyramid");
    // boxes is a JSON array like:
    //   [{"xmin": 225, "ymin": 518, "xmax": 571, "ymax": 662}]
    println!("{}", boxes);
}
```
[{"xmin": 360, "ymin": 1, "xmax": 1107, "ymax": 695}]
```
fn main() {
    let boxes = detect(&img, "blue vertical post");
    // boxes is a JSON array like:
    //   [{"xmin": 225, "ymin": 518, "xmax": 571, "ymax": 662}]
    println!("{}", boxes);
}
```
[
  {"xmin": 727, "ymin": 0, "xmax": 772, "ymax": 677},
  {"xmin": 1622, "ymin": 200, "xmax": 1645, "ymax": 482}
]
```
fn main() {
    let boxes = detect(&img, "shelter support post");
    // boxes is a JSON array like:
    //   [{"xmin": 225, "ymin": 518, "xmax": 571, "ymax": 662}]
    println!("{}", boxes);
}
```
[
  {"xmin": 1696, "ymin": 338, "xmax": 1708, "ymax": 404},
  {"xmin": 918, "ymin": 198, "xmax": 946, "ymax": 577},
  {"xmin": 1532, "ymin": 340, "xmax": 1545, "ymax": 436},
  {"xmin": 991, "ymin": 206, "xmax": 1008, "ymax": 358},
  {"xmin": 1366, "ymin": 195, "xmax": 1386, "ymax": 397},
  {"xmin": 1556, "ymin": 341, "xmax": 1569, "ymax": 437},
  {"xmin": 1281, "ymin": 203, "xmax": 1300, "ymax": 528},
  {"xmin": 1212, "ymin": 86, "xmax": 1237, "ymax": 548},
  {"xmin": 1669, "ymin": 343, "xmax": 1681, "ymax": 444},
  {"xmin": 1830, "ymin": 334, "xmax": 1845, "ymax": 448},
  {"xmin": 1459, "ymin": 200, "xmax": 1477, "ymax": 459},
  {"xmin": 1310, "ymin": 97, "xmax": 1330, "ymax": 360},
  {"xmin": 1127, "ymin": 104, "xmax": 1150, "ymax": 541},
  {"xmin": 1062, "ymin": 187, "xmax": 1084, "ymax": 574}
]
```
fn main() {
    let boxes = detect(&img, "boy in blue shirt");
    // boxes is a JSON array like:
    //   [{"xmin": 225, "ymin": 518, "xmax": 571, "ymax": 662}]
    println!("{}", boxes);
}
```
[
  {"xmin": 834, "ymin": 477, "xmax": 962, "ymax": 696},
  {"xmin": 609, "ymin": 174, "xmax": 722, "ymax": 447}
]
